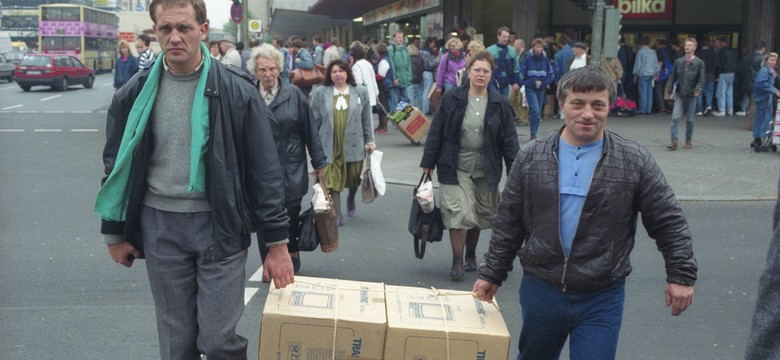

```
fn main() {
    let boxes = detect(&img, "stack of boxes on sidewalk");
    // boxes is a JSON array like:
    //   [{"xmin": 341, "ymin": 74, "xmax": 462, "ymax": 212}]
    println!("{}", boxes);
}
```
[{"xmin": 258, "ymin": 276, "xmax": 510, "ymax": 359}]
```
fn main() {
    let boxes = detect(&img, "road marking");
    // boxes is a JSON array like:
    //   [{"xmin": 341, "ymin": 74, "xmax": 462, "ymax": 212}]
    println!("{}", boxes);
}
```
[
  {"xmin": 40, "ymin": 94, "xmax": 62, "ymax": 102},
  {"xmin": 0, "ymin": 129, "xmax": 24, "ymax": 132},
  {"xmin": 33, "ymin": 129, "xmax": 62, "ymax": 132},
  {"xmin": 72, "ymin": 110, "xmax": 92, "ymax": 113},
  {"xmin": 44, "ymin": 111, "xmax": 67, "ymax": 114},
  {"xmin": 18, "ymin": 111, "xmax": 39, "ymax": 113},
  {"xmin": 71, "ymin": 129, "xmax": 99, "ymax": 132},
  {"xmin": 0, "ymin": 87, "xmax": 17, "ymax": 91},
  {"xmin": 245, "ymin": 287, "xmax": 259, "ymax": 306},
  {"xmin": 2, "ymin": 104, "xmax": 22, "ymax": 110}
]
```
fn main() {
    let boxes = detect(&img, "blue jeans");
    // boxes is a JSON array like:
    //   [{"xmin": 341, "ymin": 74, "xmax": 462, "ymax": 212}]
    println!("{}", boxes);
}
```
[
  {"xmin": 671, "ymin": 95, "xmax": 697, "ymax": 141},
  {"xmin": 716, "ymin": 72, "xmax": 735, "ymax": 113},
  {"xmin": 696, "ymin": 79, "xmax": 715, "ymax": 112},
  {"xmin": 526, "ymin": 87, "xmax": 545, "ymax": 137},
  {"xmin": 637, "ymin": 76, "xmax": 654, "ymax": 114},
  {"xmin": 409, "ymin": 83, "xmax": 421, "ymax": 108},
  {"xmin": 390, "ymin": 86, "xmax": 414, "ymax": 112},
  {"xmin": 754, "ymin": 104, "xmax": 774, "ymax": 139},
  {"xmin": 517, "ymin": 274, "xmax": 626, "ymax": 360},
  {"xmin": 421, "ymin": 71, "xmax": 434, "ymax": 113}
]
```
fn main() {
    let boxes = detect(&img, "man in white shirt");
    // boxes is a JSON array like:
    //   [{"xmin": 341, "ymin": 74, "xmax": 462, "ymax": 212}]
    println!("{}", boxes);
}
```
[
  {"xmin": 219, "ymin": 35, "xmax": 242, "ymax": 68},
  {"xmin": 569, "ymin": 42, "xmax": 588, "ymax": 71}
]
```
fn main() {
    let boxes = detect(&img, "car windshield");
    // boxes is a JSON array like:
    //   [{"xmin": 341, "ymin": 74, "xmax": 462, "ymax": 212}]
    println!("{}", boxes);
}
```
[
  {"xmin": 20, "ymin": 56, "xmax": 51, "ymax": 66},
  {"xmin": 4, "ymin": 52, "xmax": 25, "ymax": 61}
]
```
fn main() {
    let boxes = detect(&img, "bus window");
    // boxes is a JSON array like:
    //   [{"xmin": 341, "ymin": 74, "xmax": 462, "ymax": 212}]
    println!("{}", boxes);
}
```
[
  {"xmin": 42, "ymin": 37, "xmax": 63, "ymax": 51},
  {"xmin": 62, "ymin": 8, "xmax": 80, "ymax": 21}
]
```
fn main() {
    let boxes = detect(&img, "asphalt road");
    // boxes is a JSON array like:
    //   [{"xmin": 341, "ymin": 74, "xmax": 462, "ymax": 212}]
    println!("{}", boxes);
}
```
[{"xmin": 0, "ymin": 74, "xmax": 775, "ymax": 359}]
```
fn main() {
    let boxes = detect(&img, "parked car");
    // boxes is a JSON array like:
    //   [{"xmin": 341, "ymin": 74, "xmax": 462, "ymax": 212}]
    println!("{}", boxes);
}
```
[
  {"xmin": 0, "ymin": 53, "xmax": 14, "ymax": 82},
  {"xmin": 14, "ymin": 54, "xmax": 94, "ymax": 91},
  {"xmin": 3, "ymin": 51, "xmax": 26, "ymax": 65}
]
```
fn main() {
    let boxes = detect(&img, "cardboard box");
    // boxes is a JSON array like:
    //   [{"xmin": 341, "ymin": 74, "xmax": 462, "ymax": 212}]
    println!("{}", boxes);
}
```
[
  {"xmin": 259, "ymin": 276, "xmax": 387, "ymax": 360},
  {"xmin": 384, "ymin": 285, "xmax": 511, "ymax": 360},
  {"xmin": 388, "ymin": 102, "xmax": 431, "ymax": 144}
]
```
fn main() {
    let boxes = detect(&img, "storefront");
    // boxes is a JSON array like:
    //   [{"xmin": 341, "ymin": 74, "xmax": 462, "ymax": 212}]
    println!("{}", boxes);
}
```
[{"xmin": 361, "ymin": 0, "xmax": 445, "ymax": 44}]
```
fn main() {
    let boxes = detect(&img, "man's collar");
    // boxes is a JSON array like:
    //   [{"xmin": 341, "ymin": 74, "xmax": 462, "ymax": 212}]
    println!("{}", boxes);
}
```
[{"xmin": 163, "ymin": 52, "xmax": 205, "ymax": 74}]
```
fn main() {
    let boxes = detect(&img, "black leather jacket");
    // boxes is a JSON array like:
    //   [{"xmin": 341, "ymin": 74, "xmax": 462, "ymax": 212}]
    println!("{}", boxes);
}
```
[
  {"xmin": 100, "ymin": 61, "xmax": 289, "ymax": 261},
  {"xmin": 480, "ymin": 128, "xmax": 698, "ymax": 292},
  {"xmin": 420, "ymin": 83, "xmax": 519, "ymax": 192},
  {"xmin": 266, "ymin": 81, "xmax": 326, "ymax": 201}
]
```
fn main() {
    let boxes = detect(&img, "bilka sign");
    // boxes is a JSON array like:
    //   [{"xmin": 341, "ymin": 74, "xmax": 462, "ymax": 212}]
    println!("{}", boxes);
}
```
[{"xmin": 615, "ymin": 0, "xmax": 672, "ymax": 19}]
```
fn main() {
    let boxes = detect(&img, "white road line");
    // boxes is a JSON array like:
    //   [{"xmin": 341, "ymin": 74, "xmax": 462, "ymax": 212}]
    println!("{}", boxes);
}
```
[
  {"xmin": 40, "ymin": 94, "xmax": 62, "ymax": 102},
  {"xmin": 72, "ymin": 110, "xmax": 92, "ymax": 113},
  {"xmin": 44, "ymin": 111, "xmax": 67, "ymax": 114},
  {"xmin": 249, "ymin": 266, "xmax": 264, "ymax": 282},
  {"xmin": 0, "ymin": 87, "xmax": 17, "ymax": 91},
  {"xmin": 0, "ymin": 129, "xmax": 24, "ymax": 132},
  {"xmin": 2, "ymin": 104, "xmax": 22, "ymax": 110},
  {"xmin": 34, "ymin": 129, "xmax": 62, "ymax": 132},
  {"xmin": 245, "ymin": 287, "xmax": 259, "ymax": 306},
  {"xmin": 18, "ymin": 111, "xmax": 39, "ymax": 113},
  {"xmin": 98, "ymin": 110, "xmax": 108, "ymax": 113},
  {"xmin": 71, "ymin": 129, "xmax": 99, "ymax": 132}
]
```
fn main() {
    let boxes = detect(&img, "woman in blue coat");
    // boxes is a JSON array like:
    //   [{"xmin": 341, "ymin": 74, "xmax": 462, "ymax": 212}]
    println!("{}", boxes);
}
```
[
  {"xmin": 113, "ymin": 40, "xmax": 138, "ymax": 91},
  {"xmin": 751, "ymin": 52, "xmax": 780, "ymax": 152}
]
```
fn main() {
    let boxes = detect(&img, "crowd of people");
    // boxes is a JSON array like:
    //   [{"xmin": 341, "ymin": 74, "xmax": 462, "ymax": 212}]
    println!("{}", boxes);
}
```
[{"xmin": 100, "ymin": 2, "xmax": 780, "ymax": 357}]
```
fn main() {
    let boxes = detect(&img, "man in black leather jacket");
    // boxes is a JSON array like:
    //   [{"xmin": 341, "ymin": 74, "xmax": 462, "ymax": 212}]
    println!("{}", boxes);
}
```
[
  {"xmin": 473, "ymin": 66, "xmax": 697, "ymax": 360},
  {"xmin": 97, "ymin": 1, "xmax": 292, "ymax": 358}
]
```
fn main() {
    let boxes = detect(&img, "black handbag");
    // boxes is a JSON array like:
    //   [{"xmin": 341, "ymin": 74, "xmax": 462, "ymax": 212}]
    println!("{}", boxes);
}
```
[
  {"xmin": 297, "ymin": 207, "xmax": 320, "ymax": 252},
  {"xmin": 408, "ymin": 173, "xmax": 444, "ymax": 259}
]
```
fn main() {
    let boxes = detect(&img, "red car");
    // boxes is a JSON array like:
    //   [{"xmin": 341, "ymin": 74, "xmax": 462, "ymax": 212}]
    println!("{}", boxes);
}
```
[{"xmin": 14, "ymin": 54, "xmax": 95, "ymax": 92}]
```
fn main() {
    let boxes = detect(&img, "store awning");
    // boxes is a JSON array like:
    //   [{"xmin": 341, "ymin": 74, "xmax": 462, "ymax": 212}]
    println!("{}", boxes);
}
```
[
  {"xmin": 267, "ymin": 8, "xmax": 350, "ymax": 39},
  {"xmin": 308, "ymin": 0, "xmax": 397, "ymax": 20}
]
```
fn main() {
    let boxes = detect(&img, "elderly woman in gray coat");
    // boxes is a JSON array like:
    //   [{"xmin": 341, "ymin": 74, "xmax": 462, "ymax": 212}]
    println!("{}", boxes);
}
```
[
  {"xmin": 248, "ymin": 44, "xmax": 327, "ymax": 274},
  {"xmin": 310, "ymin": 59, "xmax": 376, "ymax": 225}
]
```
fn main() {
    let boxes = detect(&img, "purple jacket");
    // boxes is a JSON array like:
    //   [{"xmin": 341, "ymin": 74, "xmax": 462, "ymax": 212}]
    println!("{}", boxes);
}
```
[{"xmin": 436, "ymin": 53, "xmax": 466, "ymax": 88}]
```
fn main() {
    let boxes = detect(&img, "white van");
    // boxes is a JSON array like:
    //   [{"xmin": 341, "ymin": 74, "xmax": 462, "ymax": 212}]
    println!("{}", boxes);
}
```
[{"xmin": 0, "ymin": 33, "xmax": 11, "ymax": 54}]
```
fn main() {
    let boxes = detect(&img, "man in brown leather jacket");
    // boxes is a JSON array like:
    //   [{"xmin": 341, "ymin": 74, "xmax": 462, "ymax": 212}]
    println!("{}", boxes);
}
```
[{"xmin": 473, "ymin": 66, "xmax": 697, "ymax": 360}]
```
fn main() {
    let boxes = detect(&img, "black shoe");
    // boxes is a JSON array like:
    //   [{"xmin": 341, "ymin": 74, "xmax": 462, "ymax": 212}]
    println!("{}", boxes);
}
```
[{"xmin": 450, "ymin": 260, "xmax": 464, "ymax": 281}]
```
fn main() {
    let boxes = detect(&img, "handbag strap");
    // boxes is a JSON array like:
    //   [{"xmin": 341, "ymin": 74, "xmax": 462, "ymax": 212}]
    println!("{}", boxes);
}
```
[
  {"xmin": 414, "ymin": 235, "xmax": 426, "ymax": 259},
  {"xmin": 317, "ymin": 172, "xmax": 332, "ymax": 199}
]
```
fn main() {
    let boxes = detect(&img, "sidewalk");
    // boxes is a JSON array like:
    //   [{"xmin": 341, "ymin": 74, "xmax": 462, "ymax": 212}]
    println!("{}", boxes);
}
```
[{"xmin": 374, "ymin": 112, "xmax": 780, "ymax": 201}]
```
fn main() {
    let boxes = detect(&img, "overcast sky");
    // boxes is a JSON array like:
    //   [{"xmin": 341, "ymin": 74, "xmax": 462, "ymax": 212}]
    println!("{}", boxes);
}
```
[{"xmin": 205, "ymin": 1, "xmax": 231, "ymax": 30}]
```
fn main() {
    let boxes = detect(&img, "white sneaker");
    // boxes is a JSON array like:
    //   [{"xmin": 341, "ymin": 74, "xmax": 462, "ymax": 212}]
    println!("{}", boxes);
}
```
[
  {"xmin": 696, "ymin": 112, "xmax": 703, "ymax": 116},
  {"xmin": 735, "ymin": 111, "xmax": 747, "ymax": 116},
  {"xmin": 712, "ymin": 111, "xmax": 726, "ymax": 117}
]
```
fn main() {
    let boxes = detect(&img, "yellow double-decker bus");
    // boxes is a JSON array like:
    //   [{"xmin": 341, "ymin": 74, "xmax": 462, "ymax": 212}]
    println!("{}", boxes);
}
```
[{"xmin": 38, "ymin": 4, "xmax": 118, "ymax": 72}]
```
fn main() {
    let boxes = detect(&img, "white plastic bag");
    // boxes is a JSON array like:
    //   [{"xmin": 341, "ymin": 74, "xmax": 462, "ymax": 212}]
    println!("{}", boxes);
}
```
[
  {"xmin": 416, "ymin": 178, "xmax": 434, "ymax": 214},
  {"xmin": 369, "ymin": 150, "xmax": 386, "ymax": 196},
  {"xmin": 312, "ymin": 183, "xmax": 330, "ymax": 213}
]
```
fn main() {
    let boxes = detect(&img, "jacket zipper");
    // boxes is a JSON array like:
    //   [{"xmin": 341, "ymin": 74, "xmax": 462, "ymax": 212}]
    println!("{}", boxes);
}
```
[{"xmin": 556, "ymin": 144, "xmax": 607, "ymax": 293}]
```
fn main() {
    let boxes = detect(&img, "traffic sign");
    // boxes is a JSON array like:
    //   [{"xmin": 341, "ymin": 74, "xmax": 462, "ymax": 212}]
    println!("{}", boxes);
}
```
[
  {"xmin": 230, "ymin": 3, "xmax": 243, "ymax": 24},
  {"xmin": 249, "ymin": 19, "xmax": 262, "ymax": 32}
]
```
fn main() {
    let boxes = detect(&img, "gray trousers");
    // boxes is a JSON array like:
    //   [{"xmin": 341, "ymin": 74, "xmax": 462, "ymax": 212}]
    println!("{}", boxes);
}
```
[{"xmin": 141, "ymin": 206, "xmax": 248, "ymax": 360}]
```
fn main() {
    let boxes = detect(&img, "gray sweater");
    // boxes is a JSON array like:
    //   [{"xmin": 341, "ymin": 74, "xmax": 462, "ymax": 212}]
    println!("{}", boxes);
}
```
[{"xmin": 143, "ymin": 69, "xmax": 211, "ymax": 213}]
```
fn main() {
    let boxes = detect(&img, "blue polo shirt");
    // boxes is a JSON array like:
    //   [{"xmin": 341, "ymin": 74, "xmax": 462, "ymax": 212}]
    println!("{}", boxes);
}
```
[{"xmin": 559, "ymin": 136, "xmax": 604, "ymax": 257}]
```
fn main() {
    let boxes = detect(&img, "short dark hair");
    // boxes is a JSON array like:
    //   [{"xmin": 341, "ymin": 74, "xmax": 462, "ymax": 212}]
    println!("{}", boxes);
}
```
[
  {"xmin": 640, "ymin": 36, "xmax": 650, "ymax": 46},
  {"xmin": 137, "ymin": 34, "xmax": 151, "ymax": 46},
  {"xmin": 323, "ymin": 59, "xmax": 356, "ymax": 87},
  {"xmin": 497, "ymin": 26, "xmax": 510, "ymax": 36},
  {"xmin": 349, "ymin": 43, "xmax": 366, "ymax": 61},
  {"xmin": 556, "ymin": 66, "xmax": 617, "ymax": 105},
  {"xmin": 467, "ymin": 50, "xmax": 495, "ymax": 71},
  {"xmin": 458, "ymin": 33, "xmax": 470, "ymax": 42},
  {"xmin": 754, "ymin": 40, "xmax": 766, "ymax": 51},
  {"xmin": 150, "ymin": 0, "xmax": 207, "ymax": 25}
]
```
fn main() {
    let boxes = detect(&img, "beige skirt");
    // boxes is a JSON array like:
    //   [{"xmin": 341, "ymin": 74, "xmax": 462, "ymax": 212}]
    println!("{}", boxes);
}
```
[{"xmin": 439, "ymin": 172, "xmax": 498, "ymax": 230}]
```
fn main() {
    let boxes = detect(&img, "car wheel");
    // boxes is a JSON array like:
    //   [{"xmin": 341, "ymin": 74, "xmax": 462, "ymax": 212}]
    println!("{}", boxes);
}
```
[
  {"xmin": 21, "ymin": 85, "xmax": 30, "ymax": 92},
  {"xmin": 58, "ymin": 77, "xmax": 68, "ymax": 91},
  {"xmin": 84, "ymin": 74, "xmax": 94, "ymax": 89},
  {"xmin": 8, "ymin": 73, "xmax": 13, "ymax": 83}
]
